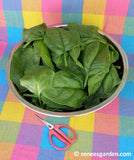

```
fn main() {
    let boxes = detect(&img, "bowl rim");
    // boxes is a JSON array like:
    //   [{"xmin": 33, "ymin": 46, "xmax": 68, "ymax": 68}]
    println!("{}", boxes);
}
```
[{"xmin": 6, "ymin": 24, "xmax": 129, "ymax": 117}]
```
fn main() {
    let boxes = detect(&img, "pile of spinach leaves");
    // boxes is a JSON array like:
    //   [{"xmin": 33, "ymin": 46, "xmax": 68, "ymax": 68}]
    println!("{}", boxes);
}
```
[{"xmin": 10, "ymin": 23, "xmax": 122, "ymax": 112}]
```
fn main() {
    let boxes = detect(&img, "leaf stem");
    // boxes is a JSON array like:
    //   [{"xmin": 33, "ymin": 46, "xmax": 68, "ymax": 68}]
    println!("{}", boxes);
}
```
[
  {"xmin": 64, "ymin": 53, "xmax": 67, "ymax": 67},
  {"xmin": 38, "ymin": 95, "xmax": 41, "ymax": 106},
  {"xmin": 23, "ymin": 94, "xmax": 37, "ymax": 98},
  {"xmin": 84, "ymin": 74, "xmax": 88, "ymax": 88}
]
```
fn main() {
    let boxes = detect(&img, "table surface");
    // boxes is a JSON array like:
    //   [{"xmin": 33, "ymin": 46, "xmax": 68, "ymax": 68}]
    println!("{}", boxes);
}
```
[{"xmin": 0, "ymin": 0, "xmax": 134, "ymax": 160}]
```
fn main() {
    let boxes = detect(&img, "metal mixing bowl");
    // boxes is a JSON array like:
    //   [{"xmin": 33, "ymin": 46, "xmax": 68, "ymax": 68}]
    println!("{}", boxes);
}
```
[{"xmin": 6, "ymin": 25, "xmax": 129, "ymax": 117}]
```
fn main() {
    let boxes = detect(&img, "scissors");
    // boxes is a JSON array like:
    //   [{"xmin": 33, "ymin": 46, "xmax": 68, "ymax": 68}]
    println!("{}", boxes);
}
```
[{"xmin": 35, "ymin": 114, "xmax": 77, "ymax": 150}]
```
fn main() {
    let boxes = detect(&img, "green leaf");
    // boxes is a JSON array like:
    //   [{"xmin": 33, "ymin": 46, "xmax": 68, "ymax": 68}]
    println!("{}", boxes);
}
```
[
  {"xmin": 94, "ymin": 86, "xmax": 107, "ymax": 99},
  {"xmin": 82, "ymin": 96, "xmax": 100, "ymax": 108},
  {"xmin": 67, "ymin": 23, "xmax": 98, "ymax": 38},
  {"xmin": 42, "ymin": 96, "xmax": 74, "ymax": 112},
  {"xmin": 80, "ymin": 38, "xmax": 97, "ymax": 51},
  {"xmin": 20, "ymin": 66, "xmax": 54, "ymax": 104},
  {"xmin": 67, "ymin": 23, "xmax": 106, "ymax": 44},
  {"xmin": 53, "ymin": 70, "xmax": 82, "ymax": 88},
  {"xmin": 88, "ymin": 44, "xmax": 111, "ymax": 76},
  {"xmin": 52, "ymin": 53, "xmax": 65, "ymax": 69},
  {"xmin": 87, "ymin": 44, "xmax": 111, "ymax": 96},
  {"xmin": 22, "ymin": 23, "xmax": 47, "ymax": 48},
  {"xmin": 10, "ymin": 44, "xmax": 40, "ymax": 92},
  {"xmin": 68, "ymin": 30, "xmax": 83, "ymax": 68},
  {"xmin": 82, "ymin": 41, "xmax": 100, "ymax": 72},
  {"xmin": 81, "ymin": 40, "xmax": 100, "ymax": 87},
  {"xmin": 108, "ymin": 44, "xmax": 119, "ymax": 63},
  {"xmin": 33, "ymin": 40, "xmax": 55, "ymax": 71},
  {"xmin": 69, "ymin": 46, "xmax": 83, "ymax": 68},
  {"xmin": 31, "ymin": 96, "xmax": 44, "ymax": 109},
  {"xmin": 41, "ymin": 87, "xmax": 87, "ymax": 108},
  {"xmin": 64, "ymin": 57, "xmax": 85, "ymax": 88},
  {"xmin": 88, "ymin": 72, "xmax": 106, "ymax": 96},
  {"xmin": 43, "ymin": 27, "xmax": 80, "ymax": 67},
  {"xmin": 102, "ymin": 65, "xmax": 121, "ymax": 95}
]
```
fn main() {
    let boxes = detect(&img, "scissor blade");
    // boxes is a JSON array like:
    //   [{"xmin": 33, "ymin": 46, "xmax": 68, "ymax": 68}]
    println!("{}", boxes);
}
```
[
  {"xmin": 35, "ymin": 114, "xmax": 44, "ymax": 122},
  {"xmin": 34, "ymin": 114, "xmax": 53, "ymax": 129}
]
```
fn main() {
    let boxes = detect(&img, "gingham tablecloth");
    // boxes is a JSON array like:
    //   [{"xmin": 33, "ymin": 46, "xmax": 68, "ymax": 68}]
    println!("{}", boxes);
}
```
[{"xmin": 0, "ymin": 0, "xmax": 134, "ymax": 160}]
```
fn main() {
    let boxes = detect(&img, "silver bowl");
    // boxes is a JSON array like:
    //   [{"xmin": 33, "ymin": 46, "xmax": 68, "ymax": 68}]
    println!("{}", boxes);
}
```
[{"xmin": 6, "ymin": 25, "xmax": 129, "ymax": 117}]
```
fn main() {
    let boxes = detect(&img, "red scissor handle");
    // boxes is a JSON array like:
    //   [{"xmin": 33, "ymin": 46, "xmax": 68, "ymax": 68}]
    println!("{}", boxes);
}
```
[{"xmin": 49, "ymin": 124, "xmax": 77, "ymax": 150}]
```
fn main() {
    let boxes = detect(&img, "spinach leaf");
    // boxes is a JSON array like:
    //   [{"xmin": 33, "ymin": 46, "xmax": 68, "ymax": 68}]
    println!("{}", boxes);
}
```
[
  {"xmin": 81, "ymin": 40, "xmax": 100, "ymax": 87},
  {"xmin": 20, "ymin": 66, "xmax": 54, "ymax": 105},
  {"xmin": 30, "ymin": 96, "xmax": 45, "ymax": 109},
  {"xmin": 10, "ymin": 44, "xmax": 40, "ymax": 92},
  {"xmin": 88, "ymin": 44, "xmax": 111, "ymax": 76},
  {"xmin": 51, "ymin": 53, "xmax": 65, "ymax": 69},
  {"xmin": 41, "ymin": 87, "xmax": 87, "ymax": 108},
  {"xmin": 88, "ymin": 72, "xmax": 106, "ymax": 96},
  {"xmin": 69, "ymin": 30, "xmax": 83, "ymax": 68},
  {"xmin": 22, "ymin": 23, "xmax": 47, "ymax": 48},
  {"xmin": 67, "ymin": 23, "xmax": 98, "ymax": 38},
  {"xmin": 42, "ymin": 96, "xmax": 74, "ymax": 112},
  {"xmin": 108, "ymin": 44, "xmax": 119, "ymax": 63},
  {"xmin": 43, "ymin": 27, "xmax": 71, "ymax": 67},
  {"xmin": 64, "ymin": 57, "xmax": 86, "ymax": 88},
  {"xmin": 53, "ymin": 70, "xmax": 82, "ymax": 88},
  {"xmin": 82, "ymin": 96, "xmax": 100, "ymax": 108},
  {"xmin": 33, "ymin": 40, "xmax": 55, "ymax": 71},
  {"xmin": 102, "ymin": 64, "xmax": 121, "ymax": 95},
  {"xmin": 43, "ymin": 27, "xmax": 80, "ymax": 67},
  {"xmin": 67, "ymin": 23, "xmax": 106, "ymax": 44},
  {"xmin": 10, "ymin": 45, "xmax": 26, "ymax": 92},
  {"xmin": 69, "ymin": 46, "xmax": 83, "ymax": 68},
  {"xmin": 87, "ymin": 44, "xmax": 111, "ymax": 96},
  {"xmin": 80, "ymin": 37, "xmax": 97, "ymax": 51}
]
